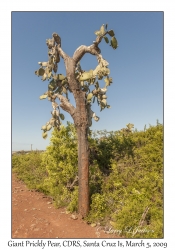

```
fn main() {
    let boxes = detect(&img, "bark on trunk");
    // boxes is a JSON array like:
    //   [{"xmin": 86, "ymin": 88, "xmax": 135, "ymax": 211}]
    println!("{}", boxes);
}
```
[
  {"xmin": 56, "ymin": 57, "xmax": 95, "ymax": 217},
  {"xmin": 77, "ymin": 125, "xmax": 89, "ymax": 217},
  {"xmin": 74, "ymin": 90, "xmax": 90, "ymax": 217}
]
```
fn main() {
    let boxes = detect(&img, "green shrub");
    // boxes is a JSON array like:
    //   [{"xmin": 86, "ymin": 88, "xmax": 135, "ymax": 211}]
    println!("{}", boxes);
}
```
[
  {"xmin": 12, "ymin": 122, "xmax": 163, "ymax": 238},
  {"xmin": 87, "ymin": 123, "xmax": 163, "ymax": 238},
  {"xmin": 87, "ymin": 193, "xmax": 109, "ymax": 224},
  {"xmin": 12, "ymin": 151, "xmax": 46, "ymax": 190},
  {"xmin": 40, "ymin": 123, "xmax": 78, "ymax": 208}
]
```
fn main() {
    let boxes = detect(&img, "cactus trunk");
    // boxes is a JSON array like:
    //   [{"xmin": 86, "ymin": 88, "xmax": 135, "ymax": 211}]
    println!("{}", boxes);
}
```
[
  {"xmin": 73, "ymin": 90, "xmax": 90, "ymax": 218},
  {"xmin": 77, "ymin": 124, "xmax": 89, "ymax": 217}
]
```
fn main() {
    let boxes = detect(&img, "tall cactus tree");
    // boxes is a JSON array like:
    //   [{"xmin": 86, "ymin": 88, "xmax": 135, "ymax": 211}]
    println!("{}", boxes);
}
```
[{"xmin": 35, "ymin": 24, "xmax": 118, "ymax": 217}]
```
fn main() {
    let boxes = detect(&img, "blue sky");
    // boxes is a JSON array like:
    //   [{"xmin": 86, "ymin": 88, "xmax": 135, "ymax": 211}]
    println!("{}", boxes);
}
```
[{"xmin": 12, "ymin": 12, "xmax": 163, "ymax": 151}]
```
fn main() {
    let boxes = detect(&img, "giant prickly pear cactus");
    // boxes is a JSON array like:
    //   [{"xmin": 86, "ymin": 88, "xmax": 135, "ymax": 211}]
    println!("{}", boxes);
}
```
[{"xmin": 35, "ymin": 24, "xmax": 118, "ymax": 217}]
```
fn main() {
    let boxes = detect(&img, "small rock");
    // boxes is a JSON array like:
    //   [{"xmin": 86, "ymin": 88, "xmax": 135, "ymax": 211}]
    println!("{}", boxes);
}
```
[
  {"xmin": 71, "ymin": 214, "xmax": 78, "ymax": 220},
  {"xmin": 24, "ymin": 209, "xmax": 28, "ymax": 211},
  {"xmin": 47, "ymin": 202, "xmax": 52, "ymax": 204},
  {"xmin": 33, "ymin": 228, "xmax": 40, "ymax": 231},
  {"xmin": 90, "ymin": 223, "xmax": 97, "ymax": 227},
  {"xmin": 65, "ymin": 211, "xmax": 70, "ymax": 214}
]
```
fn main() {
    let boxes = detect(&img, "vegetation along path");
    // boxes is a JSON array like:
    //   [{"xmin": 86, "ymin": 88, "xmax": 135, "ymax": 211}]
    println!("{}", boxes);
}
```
[{"xmin": 12, "ymin": 173, "xmax": 120, "ymax": 239}]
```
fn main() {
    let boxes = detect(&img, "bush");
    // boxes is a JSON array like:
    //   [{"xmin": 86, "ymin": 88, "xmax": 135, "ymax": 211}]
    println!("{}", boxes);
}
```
[
  {"xmin": 12, "ymin": 151, "xmax": 46, "ymax": 190},
  {"xmin": 40, "ymin": 123, "xmax": 78, "ymax": 208},
  {"xmin": 12, "ymin": 122, "xmax": 163, "ymax": 238},
  {"xmin": 87, "ymin": 123, "xmax": 163, "ymax": 238}
]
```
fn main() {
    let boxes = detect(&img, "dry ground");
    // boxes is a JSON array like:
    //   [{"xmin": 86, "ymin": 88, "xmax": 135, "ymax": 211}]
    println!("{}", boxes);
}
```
[{"xmin": 12, "ymin": 174, "xmax": 120, "ymax": 239}]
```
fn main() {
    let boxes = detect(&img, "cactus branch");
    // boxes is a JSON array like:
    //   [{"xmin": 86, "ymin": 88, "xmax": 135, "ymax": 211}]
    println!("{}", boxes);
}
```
[
  {"xmin": 73, "ymin": 44, "xmax": 101, "ymax": 63},
  {"xmin": 95, "ymin": 31, "xmax": 108, "ymax": 44},
  {"xmin": 73, "ymin": 31, "xmax": 108, "ymax": 63},
  {"xmin": 55, "ymin": 94, "xmax": 76, "ymax": 117},
  {"xmin": 57, "ymin": 45, "xmax": 69, "ymax": 60}
]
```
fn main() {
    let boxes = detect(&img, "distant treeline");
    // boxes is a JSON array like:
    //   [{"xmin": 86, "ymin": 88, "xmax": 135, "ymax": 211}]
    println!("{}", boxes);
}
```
[{"xmin": 12, "ymin": 150, "xmax": 45, "ymax": 155}]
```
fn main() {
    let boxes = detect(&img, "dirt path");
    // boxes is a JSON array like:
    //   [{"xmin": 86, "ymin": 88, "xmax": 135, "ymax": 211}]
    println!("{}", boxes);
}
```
[{"xmin": 12, "ymin": 174, "xmax": 120, "ymax": 239}]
